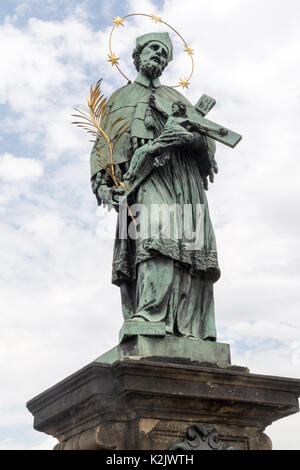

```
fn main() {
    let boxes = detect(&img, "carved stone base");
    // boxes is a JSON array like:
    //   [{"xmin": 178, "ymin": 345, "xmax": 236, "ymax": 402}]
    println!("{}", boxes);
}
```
[
  {"xmin": 96, "ymin": 335, "xmax": 231, "ymax": 365},
  {"xmin": 27, "ymin": 358, "xmax": 300, "ymax": 450},
  {"xmin": 119, "ymin": 321, "xmax": 166, "ymax": 342}
]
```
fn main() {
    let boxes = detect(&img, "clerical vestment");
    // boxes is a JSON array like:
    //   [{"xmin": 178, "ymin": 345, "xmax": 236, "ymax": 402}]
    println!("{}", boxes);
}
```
[{"xmin": 90, "ymin": 73, "xmax": 220, "ymax": 340}]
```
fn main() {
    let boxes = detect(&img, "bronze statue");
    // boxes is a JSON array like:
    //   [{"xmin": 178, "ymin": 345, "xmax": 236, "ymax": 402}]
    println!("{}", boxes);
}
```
[{"xmin": 88, "ymin": 32, "xmax": 239, "ymax": 341}]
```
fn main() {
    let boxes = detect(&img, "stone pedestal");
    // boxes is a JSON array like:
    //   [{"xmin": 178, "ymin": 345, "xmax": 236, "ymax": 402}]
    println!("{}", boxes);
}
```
[
  {"xmin": 27, "ymin": 341, "xmax": 300, "ymax": 450},
  {"xmin": 96, "ymin": 335, "xmax": 231, "ymax": 365}
]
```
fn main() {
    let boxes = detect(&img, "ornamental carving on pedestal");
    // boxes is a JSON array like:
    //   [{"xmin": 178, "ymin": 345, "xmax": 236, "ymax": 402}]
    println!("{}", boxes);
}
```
[{"xmin": 169, "ymin": 424, "xmax": 235, "ymax": 451}]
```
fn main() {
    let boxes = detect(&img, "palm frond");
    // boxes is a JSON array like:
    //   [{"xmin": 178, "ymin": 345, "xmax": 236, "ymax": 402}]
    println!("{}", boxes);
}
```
[
  {"xmin": 72, "ymin": 80, "xmax": 130, "ymax": 189},
  {"xmin": 111, "ymin": 123, "xmax": 131, "ymax": 151},
  {"xmin": 94, "ymin": 97, "xmax": 107, "ymax": 119},
  {"xmin": 72, "ymin": 80, "xmax": 135, "ymax": 223},
  {"xmin": 112, "ymin": 121, "xmax": 131, "ymax": 140},
  {"xmin": 108, "ymin": 116, "xmax": 123, "ymax": 132}
]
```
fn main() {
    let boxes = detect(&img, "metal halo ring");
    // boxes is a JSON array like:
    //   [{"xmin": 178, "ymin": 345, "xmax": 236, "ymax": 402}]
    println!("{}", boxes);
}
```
[{"xmin": 107, "ymin": 13, "xmax": 195, "ymax": 89}]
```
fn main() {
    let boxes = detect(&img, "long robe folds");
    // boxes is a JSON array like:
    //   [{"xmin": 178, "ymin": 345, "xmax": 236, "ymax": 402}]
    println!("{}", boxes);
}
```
[{"xmin": 90, "ymin": 73, "xmax": 220, "ymax": 340}]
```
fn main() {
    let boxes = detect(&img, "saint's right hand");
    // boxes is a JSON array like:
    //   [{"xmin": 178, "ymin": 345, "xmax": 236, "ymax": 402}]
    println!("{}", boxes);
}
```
[{"xmin": 97, "ymin": 185, "xmax": 122, "ymax": 212}]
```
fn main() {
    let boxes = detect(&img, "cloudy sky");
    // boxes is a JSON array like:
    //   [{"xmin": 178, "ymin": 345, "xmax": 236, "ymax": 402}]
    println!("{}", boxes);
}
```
[{"xmin": 1, "ymin": 0, "xmax": 300, "ymax": 450}]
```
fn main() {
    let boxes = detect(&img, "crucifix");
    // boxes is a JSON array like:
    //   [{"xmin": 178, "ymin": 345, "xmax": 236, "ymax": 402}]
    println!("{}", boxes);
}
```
[
  {"xmin": 192, "ymin": 94, "xmax": 242, "ymax": 148},
  {"xmin": 120, "ymin": 92, "xmax": 242, "ymax": 198}
]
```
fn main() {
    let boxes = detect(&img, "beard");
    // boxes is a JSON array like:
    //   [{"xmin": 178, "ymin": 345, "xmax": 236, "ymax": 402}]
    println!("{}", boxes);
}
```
[{"xmin": 139, "ymin": 60, "xmax": 163, "ymax": 79}]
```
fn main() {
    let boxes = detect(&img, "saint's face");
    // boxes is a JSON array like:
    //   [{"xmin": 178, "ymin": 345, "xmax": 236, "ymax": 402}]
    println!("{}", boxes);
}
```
[{"xmin": 139, "ymin": 41, "xmax": 168, "ymax": 75}]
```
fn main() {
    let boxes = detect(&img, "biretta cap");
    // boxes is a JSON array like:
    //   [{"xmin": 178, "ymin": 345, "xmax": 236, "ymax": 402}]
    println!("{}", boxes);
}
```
[{"xmin": 136, "ymin": 32, "xmax": 173, "ymax": 62}]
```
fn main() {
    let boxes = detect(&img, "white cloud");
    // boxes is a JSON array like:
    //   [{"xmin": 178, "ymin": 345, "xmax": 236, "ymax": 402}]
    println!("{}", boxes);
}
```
[
  {"xmin": 30, "ymin": 436, "xmax": 58, "ymax": 450},
  {"xmin": 267, "ymin": 414, "xmax": 300, "ymax": 450},
  {"xmin": 22, "ymin": 213, "xmax": 64, "ymax": 245},
  {"xmin": 0, "ymin": 153, "xmax": 43, "ymax": 181},
  {"xmin": 225, "ymin": 321, "xmax": 299, "ymax": 342},
  {"xmin": 0, "ymin": 435, "xmax": 58, "ymax": 450},
  {"xmin": 0, "ymin": 12, "xmax": 110, "ymax": 159}
]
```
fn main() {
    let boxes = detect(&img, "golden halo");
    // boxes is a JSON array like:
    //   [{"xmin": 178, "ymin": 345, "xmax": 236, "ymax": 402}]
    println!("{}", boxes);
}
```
[{"xmin": 108, "ymin": 13, "xmax": 195, "ymax": 89}]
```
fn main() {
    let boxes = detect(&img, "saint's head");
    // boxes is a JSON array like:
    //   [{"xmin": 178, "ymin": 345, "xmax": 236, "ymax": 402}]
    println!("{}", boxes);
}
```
[
  {"xmin": 171, "ymin": 101, "xmax": 187, "ymax": 118},
  {"xmin": 132, "ymin": 32, "xmax": 173, "ymax": 80}
]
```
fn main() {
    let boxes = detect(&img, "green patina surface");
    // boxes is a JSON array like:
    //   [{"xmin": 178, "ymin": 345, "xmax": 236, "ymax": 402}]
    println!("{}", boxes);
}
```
[
  {"xmin": 95, "ymin": 334, "xmax": 231, "ymax": 365},
  {"xmin": 90, "ymin": 32, "xmax": 241, "ymax": 353}
]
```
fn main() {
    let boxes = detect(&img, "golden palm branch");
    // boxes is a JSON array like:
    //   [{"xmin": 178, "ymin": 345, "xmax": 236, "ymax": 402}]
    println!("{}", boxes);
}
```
[
  {"xmin": 72, "ymin": 79, "xmax": 130, "ymax": 188},
  {"xmin": 72, "ymin": 79, "xmax": 135, "ymax": 223}
]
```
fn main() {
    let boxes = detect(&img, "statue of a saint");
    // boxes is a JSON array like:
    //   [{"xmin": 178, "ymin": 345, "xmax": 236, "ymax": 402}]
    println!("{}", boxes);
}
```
[{"xmin": 90, "ymin": 32, "xmax": 220, "ymax": 341}]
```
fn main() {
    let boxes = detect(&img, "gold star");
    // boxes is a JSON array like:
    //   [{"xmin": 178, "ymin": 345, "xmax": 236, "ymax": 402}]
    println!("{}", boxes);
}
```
[
  {"xmin": 151, "ymin": 14, "xmax": 162, "ymax": 23},
  {"xmin": 184, "ymin": 44, "xmax": 194, "ymax": 56},
  {"xmin": 112, "ymin": 16, "xmax": 125, "ymax": 27},
  {"xmin": 107, "ymin": 53, "xmax": 120, "ymax": 66},
  {"xmin": 179, "ymin": 79, "xmax": 190, "ymax": 89}
]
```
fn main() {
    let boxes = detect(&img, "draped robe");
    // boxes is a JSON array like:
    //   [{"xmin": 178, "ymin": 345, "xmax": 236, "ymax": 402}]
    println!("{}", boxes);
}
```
[{"xmin": 90, "ymin": 73, "xmax": 220, "ymax": 340}]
